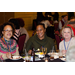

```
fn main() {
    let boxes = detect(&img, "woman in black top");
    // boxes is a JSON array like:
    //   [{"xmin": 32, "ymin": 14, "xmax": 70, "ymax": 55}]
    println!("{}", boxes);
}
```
[{"xmin": 37, "ymin": 12, "xmax": 44, "ymax": 24}]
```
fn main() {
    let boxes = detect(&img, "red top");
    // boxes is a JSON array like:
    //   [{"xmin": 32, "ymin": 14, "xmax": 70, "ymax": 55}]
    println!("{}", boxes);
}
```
[{"xmin": 67, "ymin": 24, "xmax": 75, "ymax": 36}]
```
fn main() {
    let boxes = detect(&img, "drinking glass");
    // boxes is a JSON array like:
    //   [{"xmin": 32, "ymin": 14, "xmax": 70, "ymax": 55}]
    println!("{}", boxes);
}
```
[
  {"xmin": 42, "ymin": 47, "xmax": 47, "ymax": 55},
  {"xmin": 59, "ymin": 51, "xmax": 63, "ymax": 58}
]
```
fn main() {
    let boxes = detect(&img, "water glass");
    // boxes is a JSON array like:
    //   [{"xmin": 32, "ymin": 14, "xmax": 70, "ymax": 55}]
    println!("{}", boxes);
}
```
[{"xmin": 59, "ymin": 51, "xmax": 63, "ymax": 58}]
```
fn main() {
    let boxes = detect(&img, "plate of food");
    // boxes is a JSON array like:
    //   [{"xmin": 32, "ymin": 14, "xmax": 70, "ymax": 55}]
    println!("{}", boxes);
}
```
[
  {"xmin": 35, "ymin": 52, "xmax": 44, "ymax": 55},
  {"xmin": 11, "ymin": 56, "xmax": 23, "ymax": 60},
  {"xmin": 60, "ymin": 58, "xmax": 66, "ymax": 61},
  {"xmin": 35, "ymin": 52, "xmax": 45, "ymax": 58}
]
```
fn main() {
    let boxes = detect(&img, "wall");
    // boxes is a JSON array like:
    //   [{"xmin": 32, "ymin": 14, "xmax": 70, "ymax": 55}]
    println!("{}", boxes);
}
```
[
  {"xmin": 0, "ymin": 12, "xmax": 14, "ymax": 25},
  {"xmin": 58, "ymin": 12, "xmax": 68, "ymax": 20},
  {"xmin": 14, "ymin": 12, "xmax": 37, "ymax": 30},
  {"xmin": 0, "ymin": 12, "xmax": 74, "ymax": 31}
]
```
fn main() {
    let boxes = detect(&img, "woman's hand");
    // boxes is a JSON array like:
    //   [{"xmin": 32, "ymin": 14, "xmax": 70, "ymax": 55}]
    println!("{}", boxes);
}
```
[
  {"xmin": 28, "ymin": 50, "xmax": 32, "ymax": 55},
  {"xmin": 62, "ymin": 50, "xmax": 67, "ymax": 55},
  {"xmin": 6, "ymin": 52, "xmax": 12, "ymax": 59}
]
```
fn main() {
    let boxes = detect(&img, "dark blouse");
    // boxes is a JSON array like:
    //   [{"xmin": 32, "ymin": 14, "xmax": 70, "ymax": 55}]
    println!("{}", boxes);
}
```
[{"xmin": 26, "ymin": 34, "xmax": 55, "ymax": 53}]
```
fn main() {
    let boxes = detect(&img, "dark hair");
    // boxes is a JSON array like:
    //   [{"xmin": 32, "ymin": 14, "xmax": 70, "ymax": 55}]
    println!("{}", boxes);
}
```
[
  {"xmin": 0, "ymin": 22, "xmax": 15, "ymax": 37},
  {"xmin": 16, "ymin": 18, "xmax": 25, "ymax": 27},
  {"xmin": 62, "ymin": 14, "xmax": 68, "ymax": 18},
  {"xmin": 36, "ymin": 23, "xmax": 45, "ymax": 29},
  {"xmin": 8, "ymin": 18, "xmax": 20, "ymax": 29},
  {"xmin": 70, "ymin": 16, "xmax": 75, "ymax": 20},
  {"xmin": 68, "ymin": 21, "xmax": 75, "ymax": 24}
]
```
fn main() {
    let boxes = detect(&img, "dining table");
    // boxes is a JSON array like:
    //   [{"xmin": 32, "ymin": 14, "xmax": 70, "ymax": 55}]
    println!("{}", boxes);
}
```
[
  {"xmin": 3, "ymin": 52, "xmax": 65, "ymax": 62},
  {"xmin": 3, "ymin": 58, "xmax": 65, "ymax": 62}
]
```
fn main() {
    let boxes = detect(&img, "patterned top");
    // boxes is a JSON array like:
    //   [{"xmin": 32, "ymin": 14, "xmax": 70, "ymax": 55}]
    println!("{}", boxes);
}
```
[{"xmin": 0, "ymin": 38, "xmax": 19, "ymax": 60}]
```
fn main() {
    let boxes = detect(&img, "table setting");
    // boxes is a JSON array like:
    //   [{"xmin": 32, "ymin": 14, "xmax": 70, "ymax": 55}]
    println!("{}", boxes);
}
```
[{"xmin": 2, "ymin": 47, "xmax": 66, "ymax": 62}]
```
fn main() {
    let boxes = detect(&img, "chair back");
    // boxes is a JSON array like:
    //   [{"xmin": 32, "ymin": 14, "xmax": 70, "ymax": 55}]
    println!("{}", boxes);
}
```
[
  {"xmin": 54, "ymin": 23, "xmax": 59, "ymax": 31},
  {"xmin": 49, "ymin": 20, "xmax": 53, "ymax": 24},
  {"xmin": 55, "ymin": 34, "xmax": 61, "ymax": 49},
  {"xmin": 18, "ymin": 34, "xmax": 26, "ymax": 54}
]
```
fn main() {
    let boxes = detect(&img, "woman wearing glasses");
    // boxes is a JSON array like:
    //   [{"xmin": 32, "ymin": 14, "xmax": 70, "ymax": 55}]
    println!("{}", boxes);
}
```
[{"xmin": 0, "ymin": 22, "xmax": 19, "ymax": 60}]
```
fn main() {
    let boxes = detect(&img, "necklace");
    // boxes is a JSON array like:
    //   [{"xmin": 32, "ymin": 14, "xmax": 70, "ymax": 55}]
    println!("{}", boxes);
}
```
[
  {"xmin": 4, "ymin": 38, "xmax": 11, "ymax": 52},
  {"xmin": 64, "ymin": 38, "xmax": 72, "ymax": 50}
]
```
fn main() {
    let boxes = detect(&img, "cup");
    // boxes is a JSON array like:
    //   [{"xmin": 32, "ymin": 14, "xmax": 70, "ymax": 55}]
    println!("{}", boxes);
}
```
[
  {"xmin": 42, "ymin": 47, "xmax": 47, "ymax": 55},
  {"xmin": 59, "ymin": 52, "xmax": 63, "ymax": 58},
  {"xmin": 50, "ymin": 54, "xmax": 54, "ymax": 60},
  {"xmin": 25, "ymin": 56, "xmax": 30, "ymax": 62}
]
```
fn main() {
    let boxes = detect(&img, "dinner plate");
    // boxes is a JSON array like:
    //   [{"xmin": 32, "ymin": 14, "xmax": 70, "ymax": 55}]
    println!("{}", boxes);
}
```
[
  {"xmin": 24, "ymin": 56, "xmax": 31, "ymax": 60},
  {"xmin": 48, "ymin": 52, "xmax": 59, "ymax": 56},
  {"xmin": 35, "ymin": 52, "xmax": 45, "ymax": 58},
  {"xmin": 60, "ymin": 58, "xmax": 66, "ymax": 61},
  {"xmin": 11, "ymin": 56, "xmax": 23, "ymax": 60},
  {"xmin": 35, "ymin": 52, "xmax": 44, "ymax": 55}
]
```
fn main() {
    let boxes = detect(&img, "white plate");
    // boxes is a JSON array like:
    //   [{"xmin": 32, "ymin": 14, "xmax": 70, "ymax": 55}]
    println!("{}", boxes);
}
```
[
  {"xmin": 24, "ymin": 56, "xmax": 31, "ymax": 60},
  {"xmin": 60, "ymin": 58, "xmax": 66, "ymax": 61},
  {"xmin": 35, "ymin": 52, "xmax": 44, "ymax": 55},
  {"xmin": 11, "ymin": 56, "xmax": 23, "ymax": 60},
  {"xmin": 35, "ymin": 52, "xmax": 41, "ymax": 55},
  {"xmin": 48, "ymin": 52, "xmax": 59, "ymax": 56},
  {"xmin": 35, "ymin": 52, "xmax": 45, "ymax": 58}
]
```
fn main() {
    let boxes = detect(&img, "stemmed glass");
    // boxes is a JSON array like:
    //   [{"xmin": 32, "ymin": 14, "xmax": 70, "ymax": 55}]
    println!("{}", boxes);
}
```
[
  {"xmin": 42, "ymin": 47, "xmax": 47, "ymax": 55},
  {"xmin": 24, "ymin": 49, "xmax": 30, "ymax": 62}
]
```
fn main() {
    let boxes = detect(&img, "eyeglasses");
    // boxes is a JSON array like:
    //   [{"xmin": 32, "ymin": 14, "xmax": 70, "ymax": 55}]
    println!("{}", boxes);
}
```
[{"xmin": 3, "ymin": 30, "xmax": 13, "ymax": 32}]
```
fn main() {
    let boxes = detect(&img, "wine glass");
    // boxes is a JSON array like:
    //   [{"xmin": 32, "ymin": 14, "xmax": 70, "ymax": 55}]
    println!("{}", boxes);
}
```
[{"xmin": 42, "ymin": 47, "xmax": 47, "ymax": 55}]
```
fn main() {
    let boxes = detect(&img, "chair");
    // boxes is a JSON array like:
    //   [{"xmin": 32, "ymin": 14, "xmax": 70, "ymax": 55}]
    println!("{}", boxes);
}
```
[
  {"xmin": 18, "ymin": 34, "xmax": 26, "ymax": 55},
  {"xmin": 54, "ymin": 30, "xmax": 59, "ymax": 35},
  {"xmin": 54, "ymin": 23, "xmax": 59, "ymax": 31},
  {"xmin": 49, "ymin": 20, "xmax": 53, "ymax": 24},
  {"xmin": 55, "ymin": 34, "xmax": 61, "ymax": 50}
]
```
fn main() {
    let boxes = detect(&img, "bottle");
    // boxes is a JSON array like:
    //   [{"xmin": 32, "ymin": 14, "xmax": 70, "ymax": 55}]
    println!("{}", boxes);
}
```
[{"xmin": 31, "ymin": 48, "xmax": 35, "ymax": 62}]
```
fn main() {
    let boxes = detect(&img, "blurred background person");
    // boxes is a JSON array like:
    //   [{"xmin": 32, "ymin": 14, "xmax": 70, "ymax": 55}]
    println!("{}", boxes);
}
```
[
  {"xmin": 16, "ymin": 18, "xmax": 29, "ymax": 51},
  {"xmin": 8, "ymin": 18, "xmax": 20, "ymax": 43},
  {"xmin": 0, "ymin": 22, "xmax": 19, "ymax": 60},
  {"xmin": 45, "ymin": 12, "xmax": 51, "ymax": 17},
  {"xmin": 59, "ymin": 26, "xmax": 75, "ymax": 55},
  {"xmin": 67, "ymin": 20, "xmax": 75, "ymax": 36},
  {"xmin": 37, "ymin": 12, "xmax": 44, "ymax": 24},
  {"xmin": 59, "ymin": 15, "xmax": 68, "ymax": 31},
  {"xmin": 41, "ymin": 17, "xmax": 52, "ymax": 29},
  {"xmin": 68, "ymin": 12, "xmax": 74, "ymax": 20},
  {"xmin": 45, "ymin": 12, "xmax": 59, "ymax": 23},
  {"xmin": 45, "ymin": 12, "xmax": 52, "ymax": 22},
  {"xmin": 70, "ymin": 16, "xmax": 75, "ymax": 21},
  {"xmin": 51, "ymin": 12, "xmax": 59, "ymax": 23}
]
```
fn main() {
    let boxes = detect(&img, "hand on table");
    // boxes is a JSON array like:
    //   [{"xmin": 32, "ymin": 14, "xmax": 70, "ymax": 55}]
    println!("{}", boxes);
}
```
[
  {"xmin": 6, "ymin": 52, "xmax": 12, "ymax": 59},
  {"xmin": 62, "ymin": 50, "xmax": 67, "ymax": 55},
  {"xmin": 28, "ymin": 50, "xmax": 32, "ymax": 55}
]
